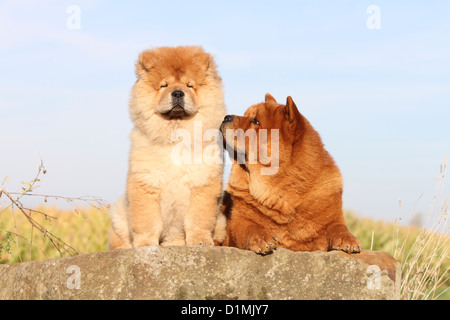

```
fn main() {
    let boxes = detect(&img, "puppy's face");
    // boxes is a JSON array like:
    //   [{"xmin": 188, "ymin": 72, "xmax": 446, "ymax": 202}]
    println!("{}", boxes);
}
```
[
  {"xmin": 132, "ymin": 46, "xmax": 219, "ymax": 119},
  {"xmin": 137, "ymin": 69, "xmax": 199, "ymax": 119}
]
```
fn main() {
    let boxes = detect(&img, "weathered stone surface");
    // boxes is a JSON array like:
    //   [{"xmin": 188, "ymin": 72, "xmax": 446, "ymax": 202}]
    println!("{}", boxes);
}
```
[{"xmin": 0, "ymin": 246, "xmax": 400, "ymax": 300}]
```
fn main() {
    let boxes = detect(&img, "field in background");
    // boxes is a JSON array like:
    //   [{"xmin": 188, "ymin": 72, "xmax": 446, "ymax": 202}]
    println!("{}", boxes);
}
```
[
  {"xmin": 345, "ymin": 211, "xmax": 449, "ymax": 300},
  {"xmin": 0, "ymin": 206, "xmax": 448, "ymax": 300},
  {"xmin": 0, "ymin": 206, "xmax": 110, "ymax": 263}
]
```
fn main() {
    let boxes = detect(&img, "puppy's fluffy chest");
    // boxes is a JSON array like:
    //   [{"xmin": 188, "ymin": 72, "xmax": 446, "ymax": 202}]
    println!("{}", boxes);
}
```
[{"xmin": 128, "ymin": 128, "xmax": 222, "ymax": 189}]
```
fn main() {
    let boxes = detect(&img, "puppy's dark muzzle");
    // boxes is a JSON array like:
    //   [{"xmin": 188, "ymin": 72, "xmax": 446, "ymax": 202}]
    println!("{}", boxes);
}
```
[
  {"xmin": 172, "ymin": 90, "xmax": 185, "ymax": 99},
  {"xmin": 166, "ymin": 90, "xmax": 186, "ymax": 117},
  {"xmin": 171, "ymin": 91, "xmax": 185, "ymax": 107}
]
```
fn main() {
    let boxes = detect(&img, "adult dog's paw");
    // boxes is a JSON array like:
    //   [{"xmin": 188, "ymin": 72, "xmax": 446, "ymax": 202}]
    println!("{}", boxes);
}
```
[
  {"xmin": 247, "ymin": 231, "xmax": 278, "ymax": 255},
  {"xmin": 328, "ymin": 231, "xmax": 361, "ymax": 253}
]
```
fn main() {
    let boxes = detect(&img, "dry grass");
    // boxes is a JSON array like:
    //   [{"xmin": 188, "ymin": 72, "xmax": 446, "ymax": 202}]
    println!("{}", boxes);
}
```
[
  {"xmin": 0, "ymin": 160, "xmax": 109, "ymax": 262},
  {"xmin": 346, "ymin": 158, "xmax": 449, "ymax": 300},
  {"xmin": 346, "ymin": 211, "xmax": 449, "ymax": 300},
  {"xmin": 0, "ymin": 205, "xmax": 110, "ymax": 263}
]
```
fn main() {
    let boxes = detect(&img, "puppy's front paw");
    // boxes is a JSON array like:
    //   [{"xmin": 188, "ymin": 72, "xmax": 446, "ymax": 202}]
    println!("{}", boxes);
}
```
[
  {"xmin": 186, "ymin": 232, "xmax": 214, "ymax": 246},
  {"xmin": 132, "ymin": 234, "xmax": 159, "ymax": 248}
]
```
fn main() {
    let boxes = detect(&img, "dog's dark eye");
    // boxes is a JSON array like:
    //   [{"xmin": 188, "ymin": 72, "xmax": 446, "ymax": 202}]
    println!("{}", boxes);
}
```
[
  {"xmin": 160, "ymin": 82, "xmax": 168, "ymax": 88},
  {"xmin": 251, "ymin": 117, "xmax": 260, "ymax": 125},
  {"xmin": 187, "ymin": 82, "xmax": 194, "ymax": 88}
]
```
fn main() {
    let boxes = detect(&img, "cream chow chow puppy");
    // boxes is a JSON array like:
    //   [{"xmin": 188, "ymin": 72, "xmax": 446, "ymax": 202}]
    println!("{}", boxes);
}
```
[{"xmin": 108, "ymin": 46, "xmax": 227, "ymax": 249}]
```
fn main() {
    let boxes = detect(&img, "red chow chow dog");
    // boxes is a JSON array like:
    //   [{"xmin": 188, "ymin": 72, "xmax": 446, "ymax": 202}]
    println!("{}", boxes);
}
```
[{"xmin": 220, "ymin": 94, "xmax": 360, "ymax": 254}]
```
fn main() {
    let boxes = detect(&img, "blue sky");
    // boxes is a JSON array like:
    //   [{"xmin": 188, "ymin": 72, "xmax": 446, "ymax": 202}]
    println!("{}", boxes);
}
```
[{"xmin": 1, "ymin": 0, "xmax": 449, "ymax": 224}]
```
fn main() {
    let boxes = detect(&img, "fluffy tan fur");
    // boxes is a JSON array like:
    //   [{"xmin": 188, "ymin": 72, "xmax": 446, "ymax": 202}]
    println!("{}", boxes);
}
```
[{"xmin": 108, "ymin": 46, "xmax": 227, "ymax": 249}]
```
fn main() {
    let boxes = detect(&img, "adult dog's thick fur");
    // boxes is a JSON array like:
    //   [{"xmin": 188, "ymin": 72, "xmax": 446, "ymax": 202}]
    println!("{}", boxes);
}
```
[
  {"xmin": 220, "ymin": 94, "xmax": 360, "ymax": 254},
  {"xmin": 108, "ymin": 46, "xmax": 227, "ymax": 249}
]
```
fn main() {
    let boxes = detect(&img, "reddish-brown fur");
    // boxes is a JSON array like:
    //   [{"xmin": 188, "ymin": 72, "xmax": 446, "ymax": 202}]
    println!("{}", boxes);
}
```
[{"xmin": 220, "ymin": 93, "xmax": 361, "ymax": 254}]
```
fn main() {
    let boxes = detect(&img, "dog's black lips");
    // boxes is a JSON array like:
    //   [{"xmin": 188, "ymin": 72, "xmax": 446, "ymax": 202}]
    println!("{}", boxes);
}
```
[
  {"xmin": 163, "ymin": 105, "xmax": 186, "ymax": 117},
  {"xmin": 220, "ymin": 125, "xmax": 248, "ymax": 163},
  {"xmin": 222, "ymin": 139, "xmax": 248, "ymax": 163}
]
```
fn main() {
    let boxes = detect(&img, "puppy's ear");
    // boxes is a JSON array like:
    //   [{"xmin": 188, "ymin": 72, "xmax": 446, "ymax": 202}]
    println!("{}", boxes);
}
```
[
  {"xmin": 285, "ymin": 96, "xmax": 301, "ymax": 123},
  {"xmin": 135, "ymin": 50, "xmax": 157, "ymax": 78},
  {"xmin": 201, "ymin": 53, "xmax": 221, "ymax": 80},
  {"xmin": 265, "ymin": 93, "xmax": 277, "ymax": 104}
]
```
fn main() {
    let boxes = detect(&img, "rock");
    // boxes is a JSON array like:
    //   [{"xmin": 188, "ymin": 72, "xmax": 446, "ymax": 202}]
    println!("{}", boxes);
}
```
[{"xmin": 0, "ymin": 246, "xmax": 400, "ymax": 300}]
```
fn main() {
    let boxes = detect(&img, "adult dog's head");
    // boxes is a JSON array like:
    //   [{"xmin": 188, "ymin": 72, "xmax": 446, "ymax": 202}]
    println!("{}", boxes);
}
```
[{"xmin": 220, "ymin": 93, "xmax": 305, "ymax": 175}]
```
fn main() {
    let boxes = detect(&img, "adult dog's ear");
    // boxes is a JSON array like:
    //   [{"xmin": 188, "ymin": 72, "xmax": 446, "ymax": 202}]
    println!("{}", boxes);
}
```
[
  {"xmin": 265, "ymin": 93, "xmax": 277, "ymax": 104},
  {"xmin": 135, "ymin": 49, "xmax": 157, "ymax": 78},
  {"xmin": 285, "ymin": 96, "xmax": 301, "ymax": 124}
]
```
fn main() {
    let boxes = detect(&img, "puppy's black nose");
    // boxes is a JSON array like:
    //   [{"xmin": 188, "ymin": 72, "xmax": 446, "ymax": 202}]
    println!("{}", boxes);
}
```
[
  {"xmin": 223, "ymin": 115, "xmax": 234, "ymax": 123},
  {"xmin": 172, "ymin": 90, "xmax": 185, "ymax": 99}
]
